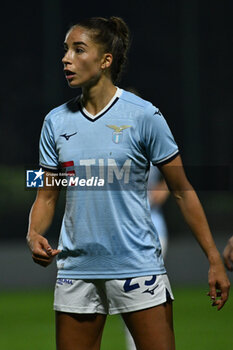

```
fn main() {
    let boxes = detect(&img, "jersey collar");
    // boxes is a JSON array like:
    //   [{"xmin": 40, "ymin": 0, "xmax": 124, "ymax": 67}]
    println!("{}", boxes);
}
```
[{"xmin": 79, "ymin": 87, "xmax": 122, "ymax": 122}]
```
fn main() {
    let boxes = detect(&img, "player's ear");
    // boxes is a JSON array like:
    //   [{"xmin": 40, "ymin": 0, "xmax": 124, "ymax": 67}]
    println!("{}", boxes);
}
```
[{"xmin": 101, "ymin": 53, "xmax": 113, "ymax": 70}]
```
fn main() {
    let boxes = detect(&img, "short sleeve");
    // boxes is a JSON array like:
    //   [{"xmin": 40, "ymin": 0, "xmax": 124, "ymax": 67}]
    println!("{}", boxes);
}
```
[
  {"xmin": 142, "ymin": 106, "xmax": 179, "ymax": 165},
  {"xmin": 39, "ymin": 117, "xmax": 59, "ymax": 170}
]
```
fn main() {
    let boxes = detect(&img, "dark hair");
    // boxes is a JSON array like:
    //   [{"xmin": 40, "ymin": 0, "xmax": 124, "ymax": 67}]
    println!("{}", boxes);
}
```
[{"xmin": 71, "ymin": 16, "xmax": 130, "ymax": 83}]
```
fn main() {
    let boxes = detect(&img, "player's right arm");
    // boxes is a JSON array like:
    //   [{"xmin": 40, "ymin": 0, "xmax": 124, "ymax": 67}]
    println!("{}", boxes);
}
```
[{"xmin": 26, "ymin": 172, "xmax": 61, "ymax": 267}]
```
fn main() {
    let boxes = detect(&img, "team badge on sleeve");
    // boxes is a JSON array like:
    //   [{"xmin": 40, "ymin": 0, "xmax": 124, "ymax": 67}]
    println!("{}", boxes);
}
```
[{"xmin": 106, "ymin": 125, "xmax": 131, "ymax": 144}]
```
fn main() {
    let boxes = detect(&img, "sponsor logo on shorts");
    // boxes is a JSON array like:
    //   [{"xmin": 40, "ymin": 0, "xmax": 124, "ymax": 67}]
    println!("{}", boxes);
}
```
[
  {"xmin": 142, "ymin": 284, "xmax": 159, "ymax": 295},
  {"xmin": 57, "ymin": 278, "xmax": 74, "ymax": 286}
]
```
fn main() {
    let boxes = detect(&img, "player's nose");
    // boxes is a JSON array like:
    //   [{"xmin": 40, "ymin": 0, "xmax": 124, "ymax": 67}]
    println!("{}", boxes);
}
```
[{"xmin": 62, "ymin": 50, "xmax": 73, "ymax": 65}]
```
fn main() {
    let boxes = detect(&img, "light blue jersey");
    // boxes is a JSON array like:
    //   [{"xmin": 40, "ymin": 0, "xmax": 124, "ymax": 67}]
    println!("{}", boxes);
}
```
[{"xmin": 39, "ymin": 88, "xmax": 179, "ymax": 279}]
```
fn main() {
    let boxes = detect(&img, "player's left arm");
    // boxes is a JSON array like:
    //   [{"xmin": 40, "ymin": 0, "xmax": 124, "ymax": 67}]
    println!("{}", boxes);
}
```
[{"xmin": 158, "ymin": 154, "xmax": 230, "ymax": 310}]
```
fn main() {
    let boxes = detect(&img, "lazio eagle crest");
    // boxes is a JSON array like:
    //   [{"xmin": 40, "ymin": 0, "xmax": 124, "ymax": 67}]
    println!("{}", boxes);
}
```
[{"xmin": 106, "ymin": 125, "xmax": 132, "ymax": 144}]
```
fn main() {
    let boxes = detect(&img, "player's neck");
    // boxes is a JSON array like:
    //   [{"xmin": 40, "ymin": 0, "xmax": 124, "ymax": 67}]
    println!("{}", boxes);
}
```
[{"xmin": 81, "ymin": 78, "xmax": 117, "ymax": 116}]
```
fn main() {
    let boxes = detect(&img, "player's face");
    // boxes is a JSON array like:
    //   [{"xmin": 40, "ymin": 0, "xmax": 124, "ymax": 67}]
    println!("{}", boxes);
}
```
[{"xmin": 62, "ymin": 26, "xmax": 106, "ymax": 88}]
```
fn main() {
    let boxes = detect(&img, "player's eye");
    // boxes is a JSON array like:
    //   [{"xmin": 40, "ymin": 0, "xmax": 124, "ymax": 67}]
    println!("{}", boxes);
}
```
[
  {"xmin": 75, "ymin": 47, "xmax": 85, "ymax": 54},
  {"xmin": 63, "ymin": 45, "xmax": 68, "ymax": 53}
]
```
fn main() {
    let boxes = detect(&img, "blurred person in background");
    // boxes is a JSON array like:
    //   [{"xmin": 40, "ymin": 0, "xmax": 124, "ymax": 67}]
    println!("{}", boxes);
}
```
[
  {"xmin": 148, "ymin": 166, "xmax": 170, "ymax": 257},
  {"xmin": 27, "ymin": 16, "xmax": 230, "ymax": 350},
  {"xmin": 223, "ymin": 236, "xmax": 233, "ymax": 271},
  {"xmin": 126, "ymin": 165, "xmax": 169, "ymax": 350}
]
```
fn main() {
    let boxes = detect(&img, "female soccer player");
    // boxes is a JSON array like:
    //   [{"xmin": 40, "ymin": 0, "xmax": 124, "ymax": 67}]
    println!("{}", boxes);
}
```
[{"xmin": 27, "ymin": 17, "xmax": 230, "ymax": 350}]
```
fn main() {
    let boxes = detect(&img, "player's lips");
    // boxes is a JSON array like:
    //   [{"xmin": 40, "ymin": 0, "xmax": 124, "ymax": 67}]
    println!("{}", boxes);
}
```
[{"xmin": 64, "ymin": 69, "xmax": 76, "ymax": 80}]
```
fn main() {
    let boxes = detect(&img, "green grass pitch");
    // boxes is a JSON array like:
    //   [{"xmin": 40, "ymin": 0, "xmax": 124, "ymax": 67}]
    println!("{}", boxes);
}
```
[{"xmin": 0, "ymin": 287, "xmax": 232, "ymax": 350}]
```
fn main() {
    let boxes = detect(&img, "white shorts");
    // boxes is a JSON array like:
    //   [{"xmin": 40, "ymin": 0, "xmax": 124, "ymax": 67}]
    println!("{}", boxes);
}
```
[{"xmin": 54, "ymin": 274, "xmax": 174, "ymax": 315}]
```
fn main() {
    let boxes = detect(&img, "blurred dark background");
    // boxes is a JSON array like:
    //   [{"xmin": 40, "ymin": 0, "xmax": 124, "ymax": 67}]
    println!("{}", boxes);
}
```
[{"xmin": 0, "ymin": 0, "xmax": 232, "ymax": 271}]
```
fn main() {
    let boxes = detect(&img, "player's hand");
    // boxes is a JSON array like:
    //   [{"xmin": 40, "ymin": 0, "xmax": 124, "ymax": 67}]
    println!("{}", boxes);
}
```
[
  {"xmin": 223, "ymin": 236, "xmax": 233, "ymax": 271},
  {"xmin": 27, "ymin": 234, "xmax": 60, "ymax": 267},
  {"xmin": 207, "ymin": 261, "xmax": 230, "ymax": 310}
]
